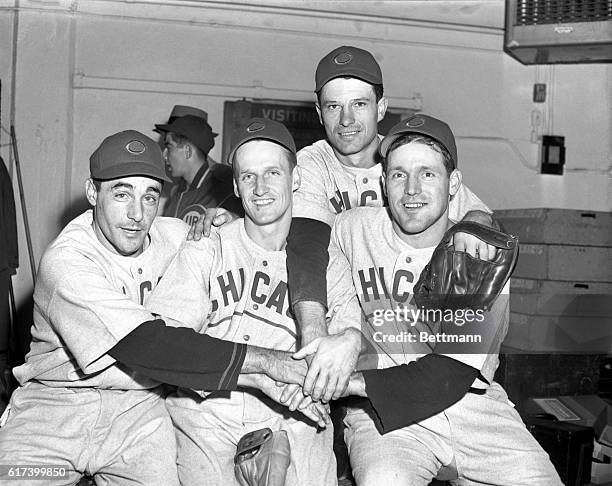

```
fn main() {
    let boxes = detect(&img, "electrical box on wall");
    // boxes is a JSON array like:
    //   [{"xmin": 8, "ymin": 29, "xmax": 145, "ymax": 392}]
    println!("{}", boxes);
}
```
[
  {"xmin": 541, "ymin": 135, "xmax": 565, "ymax": 175},
  {"xmin": 504, "ymin": 0, "xmax": 612, "ymax": 64}
]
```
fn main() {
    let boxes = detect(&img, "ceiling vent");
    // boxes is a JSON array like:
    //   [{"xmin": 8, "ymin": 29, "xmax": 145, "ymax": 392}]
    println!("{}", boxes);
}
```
[{"xmin": 504, "ymin": 0, "xmax": 612, "ymax": 64}]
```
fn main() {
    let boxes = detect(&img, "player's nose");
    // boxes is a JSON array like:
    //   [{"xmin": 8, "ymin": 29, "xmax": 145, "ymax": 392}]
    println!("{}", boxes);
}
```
[
  {"xmin": 404, "ymin": 176, "xmax": 421, "ymax": 195},
  {"xmin": 127, "ymin": 200, "xmax": 144, "ymax": 222},
  {"xmin": 253, "ymin": 176, "xmax": 268, "ymax": 196},
  {"xmin": 339, "ymin": 106, "xmax": 355, "ymax": 127}
]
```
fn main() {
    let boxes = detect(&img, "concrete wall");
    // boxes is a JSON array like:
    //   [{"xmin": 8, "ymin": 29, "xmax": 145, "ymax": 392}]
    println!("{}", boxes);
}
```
[{"xmin": 1, "ymin": 0, "xmax": 611, "ymax": 307}]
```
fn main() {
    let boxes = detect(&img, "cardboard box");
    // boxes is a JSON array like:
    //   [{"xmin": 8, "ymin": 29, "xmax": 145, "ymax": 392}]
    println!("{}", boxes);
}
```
[
  {"xmin": 505, "ymin": 312, "xmax": 612, "ymax": 353},
  {"xmin": 514, "ymin": 244, "xmax": 612, "ymax": 282},
  {"xmin": 510, "ymin": 278, "xmax": 612, "ymax": 317},
  {"xmin": 526, "ymin": 395, "xmax": 612, "ymax": 447},
  {"xmin": 495, "ymin": 208, "xmax": 612, "ymax": 246}
]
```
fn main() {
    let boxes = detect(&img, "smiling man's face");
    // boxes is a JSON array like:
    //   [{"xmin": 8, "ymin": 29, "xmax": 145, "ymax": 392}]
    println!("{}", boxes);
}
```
[
  {"xmin": 384, "ymin": 141, "xmax": 460, "ymax": 245},
  {"xmin": 316, "ymin": 77, "xmax": 386, "ymax": 162},
  {"xmin": 86, "ymin": 176, "xmax": 161, "ymax": 257},
  {"xmin": 233, "ymin": 140, "xmax": 298, "ymax": 228}
]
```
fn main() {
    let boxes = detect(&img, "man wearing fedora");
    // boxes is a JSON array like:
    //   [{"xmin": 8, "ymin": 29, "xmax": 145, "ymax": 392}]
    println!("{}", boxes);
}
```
[{"xmin": 155, "ymin": 107, "xmax": 243, "ymax": 225}]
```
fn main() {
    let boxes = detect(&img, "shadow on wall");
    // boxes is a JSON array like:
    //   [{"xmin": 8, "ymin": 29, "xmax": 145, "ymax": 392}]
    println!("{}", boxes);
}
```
[{"xmin": 60, "ymin": 194, "xmax": 90, "ymax": 229}]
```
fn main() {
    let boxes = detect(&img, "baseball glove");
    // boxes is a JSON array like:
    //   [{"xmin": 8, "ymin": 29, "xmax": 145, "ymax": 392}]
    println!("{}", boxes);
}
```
[
  {"xmin": 413, "ymin": 221, "xmax": 519, "ymax": 311},
  {"xmin": 234, "ymin": 427, "xmax": 291, "ymax": 486}
]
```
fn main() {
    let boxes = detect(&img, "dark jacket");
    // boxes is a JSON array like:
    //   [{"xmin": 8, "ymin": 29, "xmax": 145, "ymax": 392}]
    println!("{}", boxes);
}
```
[
  {"xmin": 163, "ymin": 162, "xmax": 243, "ymax": 225},
  {"xmin": 0, "ymin": 157, "xmax": 18, "ymax": 273}
]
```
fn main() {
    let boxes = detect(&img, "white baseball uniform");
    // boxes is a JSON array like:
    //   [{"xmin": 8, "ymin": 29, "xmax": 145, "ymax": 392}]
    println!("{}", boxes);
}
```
[
  {"xmin": 331, "ymin": 207, "xmax": 562, "ymax": 486},
  {"xmin": 0, "ymin": 210, "xmax": 186, "ymax": 486},
  {"xmin": 147, "ymin": 218, "xmax": 362, "ymax": 486},
  {"xmin": 293, "ymin": 139, "xmax": 490, "ymax": 226}
]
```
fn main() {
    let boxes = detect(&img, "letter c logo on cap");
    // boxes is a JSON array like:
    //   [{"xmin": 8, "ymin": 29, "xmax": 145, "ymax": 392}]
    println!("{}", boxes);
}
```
[
  {"xmin": 406, "ymin": 117, "xmax": 425, "ymax": 128},
  {"xmin": 126, "ymin": 140, "xmax": 146, "ymax": 154},
  {"xmin": 246, "ymin": 121, "xmax": 265, "ymax": 133},
  {"xmin": 333, "ymin": 52, "xmax": 353, "ymax": 65}
]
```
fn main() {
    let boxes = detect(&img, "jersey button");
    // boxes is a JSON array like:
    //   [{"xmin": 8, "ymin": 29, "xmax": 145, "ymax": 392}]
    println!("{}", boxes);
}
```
[
  {"xmin": 137, "ymin": 268, "xmax": 143, "ymax": 274},
  {"xmin": 263, "ymin": 261, "xmax": 268, "ymax": 267},
  {"xmin": 405, "ymin": 257, "xmax": 412, "ymax": 263},
  {"xmin": 253, "ymin": 304, "xmax": 259, "ymax": 310},
  {"xmin": 243, "ymin": 335, "xmax": 250, "ymax": 341},
  {"xmin": 362, "ymin": 177, "xmax": 368, "ymax": 184}
]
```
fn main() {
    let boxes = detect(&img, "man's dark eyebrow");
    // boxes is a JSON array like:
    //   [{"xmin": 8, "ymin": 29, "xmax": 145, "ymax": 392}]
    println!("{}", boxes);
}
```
[
  {"xmin": 111, "ymin": 182, "xmax": 134, "ymax": 190},
  {"xmin": 146, "ymin": 186, "xmax": 162, "ymax": 195}
]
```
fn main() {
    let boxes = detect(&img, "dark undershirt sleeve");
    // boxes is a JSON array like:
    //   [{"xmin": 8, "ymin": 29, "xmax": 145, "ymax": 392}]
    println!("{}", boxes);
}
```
[
  {"xmin": 362, "ymin": 354, "xmax": 479, "ymax": 434},
  {"xmin": 286, "ymin": 217, "xmax": 331, "ymax": 308},
  {"xmin": 108, "ymin": 319, "xmax": 247, "ymax": 391}
]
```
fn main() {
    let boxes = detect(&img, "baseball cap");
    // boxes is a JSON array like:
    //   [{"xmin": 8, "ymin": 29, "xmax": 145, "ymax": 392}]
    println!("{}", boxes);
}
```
[
  {"xmin": 315, "ymin": 46, "xmax": 383, "ymax": 92},
  {"xmin": 90, "ymin": 130, "xmax": 171, "ymax": 182},
  {"xmin": 155, "ymin": 115, "xmax": 216, "ymax": 155},
  {"xmin": 378, "ymin": 114, "xmax": 458, "ymax": 168},
  {"xmin": 228, "ymin": 118, "xmax": 296, "ymax": 165}
]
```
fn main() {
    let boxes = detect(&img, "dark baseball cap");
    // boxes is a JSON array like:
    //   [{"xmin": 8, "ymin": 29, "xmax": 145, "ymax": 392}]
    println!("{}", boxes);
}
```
[
  {"xmin": 228, "ymin": 118, "xmax": 296, "ymax": 165},
  {"xmin": 378, "ymin": 114, "xmax": 458, "ymax": 168},
  {"xmin": 315, "ymin": 46, "xmax": 383, "ymax": 92},
  {"xmin": 155, "ymin": 115, "xmax": 216, "ymax": 155},
  {"xmin": 90, "ymin": 130, "xmax": 171, "ymax": 182}
]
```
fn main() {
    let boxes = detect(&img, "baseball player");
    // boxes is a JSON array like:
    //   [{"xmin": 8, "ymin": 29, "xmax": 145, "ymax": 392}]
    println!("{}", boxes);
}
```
[
  {"xmin": 295, "ymin": 115, "xmax": 561, "ymax": 485},
  {"xmin": 0, "ymin": 130, "xmax": 184, "ymax": 485},
  {"xmin": 154, "ymin": 111, "xmax": 243, "ymax": 224},
  {"xmin": 145, "ymin": 118, "xmax": 362, "ymax": 485},
  {"xmin": 0, "ymin": 130, "xmax": 317, "ymax": 485}
]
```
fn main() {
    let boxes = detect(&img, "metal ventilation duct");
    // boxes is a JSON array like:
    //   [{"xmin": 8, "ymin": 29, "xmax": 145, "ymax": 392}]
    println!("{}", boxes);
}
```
[{"xmin": 504, "ymin": 0, "xmax": 612, "ymax": 64}]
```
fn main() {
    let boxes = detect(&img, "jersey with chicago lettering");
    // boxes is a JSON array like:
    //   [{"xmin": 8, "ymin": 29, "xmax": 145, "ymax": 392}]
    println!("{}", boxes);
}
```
[
  {"xmin": 331, "ymin": 206, "xmax": 509, "ymax": 384},
  {"xmin": 13, "ymin": 210, "xmax": 189, "ymax": 389},
  {"xmin": 147, "ymin": 218, "xmax": 361, "ymax": 353},
  {"xmin": 293, "ymin": 139, "xmax": 491, "ymax": 227}
]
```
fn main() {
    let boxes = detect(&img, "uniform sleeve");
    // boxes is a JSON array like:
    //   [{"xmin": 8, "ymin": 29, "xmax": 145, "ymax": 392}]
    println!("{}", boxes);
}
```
[
  {"xmin": 363, "ymin": 355, "xmax": 479, "ymax": 434},
  {"xmin": 325, "ymin": 242, "xmax": 362, "ymax": 335},
  {"xmin": 43, "ymin": 256, "xmax": 158, "ymax": 376},
  {"xmin": 146, "ymin": 238, "xmax": 216, "ymax": 330},
  {"xmin": 292, "ymin": 151, "xmax": 337, "ymax": 226},
  {"xmin": 286, "ymin": 218, "xmax": 330, "ymax": 308},
  {"xmin": 448, "ymin": 183, "xmax": 491, "ymax": 222},
  {"xmin": 108, "ymin": 318, "xmax": 246, "ymax": 391}
]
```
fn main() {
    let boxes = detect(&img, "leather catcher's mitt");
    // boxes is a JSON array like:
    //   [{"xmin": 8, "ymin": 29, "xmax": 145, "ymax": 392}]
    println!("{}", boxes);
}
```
[
  {"xmin": 414, "ymin": 222, "xmax": 519, "ymax": 311},
  {"xmin": 234, "ymin": 428, "xmax": 291, "ymax": 486}
]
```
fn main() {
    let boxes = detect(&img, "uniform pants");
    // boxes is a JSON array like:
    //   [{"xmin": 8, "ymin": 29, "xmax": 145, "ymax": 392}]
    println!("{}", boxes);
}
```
[
  {"xmin": 344, "ymin": 382, "xmax": 562, "ymax": 486},
  {"xmin": 0, "ymin": 382, "xmax": 179, "ymax": 486},
  {"xmin": 167, "ymin": 388, "xmax": 337, "ymax": 486}
]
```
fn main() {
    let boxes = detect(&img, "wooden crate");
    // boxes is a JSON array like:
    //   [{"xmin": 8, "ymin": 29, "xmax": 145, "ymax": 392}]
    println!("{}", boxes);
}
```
[
  {"xmin": 496, "ymin": 208, "xmax": 612, "ymax": 246},
  {"xmin": 513, "ymin": 244, "xmax": 612, "ymax": 282}
]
